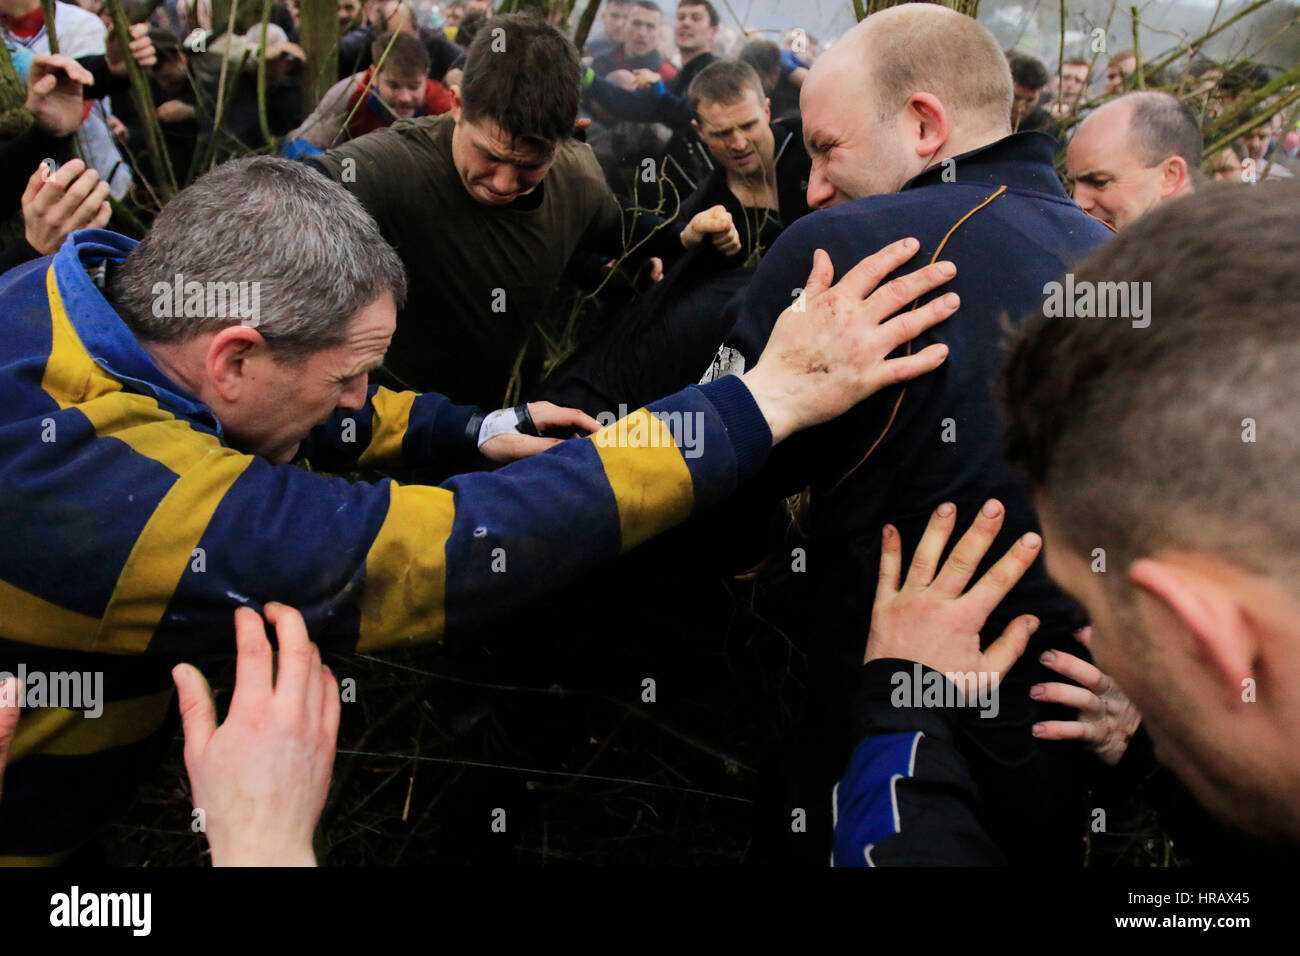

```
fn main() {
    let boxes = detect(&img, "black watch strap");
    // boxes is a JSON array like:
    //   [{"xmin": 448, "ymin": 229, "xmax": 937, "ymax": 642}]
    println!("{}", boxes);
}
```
[
  {"xmin": 514, "ymin": 403, "xmax": 539, "ymax": 437},
  {"xmin": 465, "ymin": 409, "xmax": 486, "ymax": 447}
]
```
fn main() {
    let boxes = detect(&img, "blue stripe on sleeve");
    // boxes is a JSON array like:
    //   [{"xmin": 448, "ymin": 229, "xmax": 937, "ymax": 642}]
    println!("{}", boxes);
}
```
[{"xmin": 832, "ymin": 731, "xmax": 921, "ymax": 867}]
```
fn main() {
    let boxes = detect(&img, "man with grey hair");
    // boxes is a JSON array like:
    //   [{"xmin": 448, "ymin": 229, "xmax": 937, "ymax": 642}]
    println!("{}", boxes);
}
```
[
  {"xmin": 1067, "ymin": 91, "xmax": 1202, "ymax": 229},
  {"xmin": 0, "ymin": 155, "xmax": 962, "ymax": 862},
  {"xmin": 709, "ymin": 2, "xmax": 1113, "ymax": 865}
]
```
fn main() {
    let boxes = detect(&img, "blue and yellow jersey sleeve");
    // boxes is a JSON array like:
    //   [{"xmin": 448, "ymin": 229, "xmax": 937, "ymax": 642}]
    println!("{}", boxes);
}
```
[
  {"xmin": 297, "ymin": 386, "xmax": 481, "ymax": 479},
  {"xmin": 4, "ymin": 254, "xmax": 771, "ymax": 659}
]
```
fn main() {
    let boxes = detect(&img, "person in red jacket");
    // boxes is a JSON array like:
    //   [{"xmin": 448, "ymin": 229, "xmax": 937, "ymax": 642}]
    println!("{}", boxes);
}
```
[{"xmin": 282, "ymin": 30, "xmax": 450, "ymax": 156}]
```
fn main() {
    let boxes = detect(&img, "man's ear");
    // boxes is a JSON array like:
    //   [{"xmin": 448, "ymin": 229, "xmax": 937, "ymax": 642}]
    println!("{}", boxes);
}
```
[
  {"xmin": 763, "ymin": 96, "xmax": 771, "ymax": 121},
  {"xmin": 907, "ymin": 92, "xmax": 949, "ymax": 162},
  {"xmin": 205, "ymin": 325, "xmax": 267, "ymax": 404},
  {"xmin": 690, "ymin": 117, "xmax": 700, "ymax": 137},
  {"xmin": 449, "ymin": 83, "xmax": 463, "ymax": 123},
  {"xmin": 1160, "ymin": 155, "xmax": 1192, "ymax": 196},
  {"xmin": 1129, "ymin": 557, "xmax": 1256, "ymax": 708}
]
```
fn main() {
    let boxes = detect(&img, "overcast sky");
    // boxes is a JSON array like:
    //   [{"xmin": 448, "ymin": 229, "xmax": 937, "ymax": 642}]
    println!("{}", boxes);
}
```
[{"xmin": 710, "ymin": 0, "xmax": 1291, "ymax": 67}]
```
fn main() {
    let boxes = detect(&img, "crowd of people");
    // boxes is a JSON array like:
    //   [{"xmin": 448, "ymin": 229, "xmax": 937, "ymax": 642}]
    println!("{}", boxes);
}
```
[{"xmin": 1, "ymin": 0, "xmax": 1299, "ymax": 867}]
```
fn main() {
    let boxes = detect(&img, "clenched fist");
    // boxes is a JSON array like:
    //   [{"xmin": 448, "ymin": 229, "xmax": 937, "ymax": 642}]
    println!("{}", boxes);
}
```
[{"xmin": 682, "ymin": 204, "xmax": 742, "ymax": 257}]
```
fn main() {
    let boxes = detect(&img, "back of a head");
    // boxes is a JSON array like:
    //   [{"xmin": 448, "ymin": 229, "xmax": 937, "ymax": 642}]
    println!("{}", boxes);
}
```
[
  {"xmin": 111, "ymin": 157, "xmax": 406, "ymax": 361},
  {"xmin": 1118, "ymin": 91, "xmax": 1204, "ymax": 178},
  {"xmin": 1222, "ymin": 60, "xmax": 1273, "ymax": 96},
  {"xmin": 1002, "ymin": 182, "xmax": 1300, "ymax": 582},
  {"xmin": 1186, "ymin": 55, "xmax": 1219, "ymax": 80},
  {"xmin": 687, "ymin": 59, "xmax": 764, "ymax": 116},
  {"xmin": 373, "ymin": 30, "xmax": 431, "ymax": 77},
  {"xmin": 738, "ymin": 37, "xmax": 780, "ymax": 77},
  {"xmin": 853, "ymin": 3, "xmax": 1012, "ymax": 132},
  {"xmin": 460, "ymin": 13, "xmax": 580, "ymax": 146},
  {"xmin": 148, "ymin": 27, "xmax": 182, "ymax": 64},
  {"xmin": 455, "ymin": 9, "xmax": 487, "ymax": 47},
  {"xmin": 1008, "ymin": 52, "xmax": 1049, "ymax": 91}
]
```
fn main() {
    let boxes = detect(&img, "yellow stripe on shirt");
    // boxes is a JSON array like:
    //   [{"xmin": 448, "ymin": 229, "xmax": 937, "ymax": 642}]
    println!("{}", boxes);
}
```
[
  {"xmin": 591, "ymin": 408, "xmax": 694, "ymax": 552},
  {"xmin": 44, "ymin": 264, "xmax": 226, "ymax": 475},
  {"xmin": 356, "ymin": 482, "xmax": 457, "ymax": 651},
  {"xmin": 0, "ymin": 580, "xmax": 100, "ymax": 652},
  {"xmin": 97, "ymin": 449, "xmax": 252, "ymax": 654},
  {"xmin": 0, "ymin": 849, "xmax": 75, "ymax": 867},
  {"xmin": 41, "ymin": 264, "xmax": 255, "ymax": 654},
  {"xmin": 358, "ymin": 387, "xmax": 417, "ymax": 470},
  {"xmin": 40, "ymin": 265, "xmax": 105, "ymax": 408},
  {"xmin": 8, "ymin": 688, "xmax": 174, "ymax": 761}
]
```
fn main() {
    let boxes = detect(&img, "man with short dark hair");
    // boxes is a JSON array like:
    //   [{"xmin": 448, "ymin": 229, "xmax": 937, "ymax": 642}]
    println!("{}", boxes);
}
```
[
  {"xmin": 1234, "ymin": 110, "xmax": 1294, "ymax": 181},
  {"xmin": 592, "ymin": 0, "xmax": 677, "ymax": 80},
  {"xmin": 738, "ymin": 37, "xmax": 780, "ymax": 83},
  {"xmin": 1003, "ymin": 182, "xmax": 1300, "ymax": 848},
  {"xmin": 1067, "ymin": 90, "xmax": 1201, "ymax": 228},
  {"xmin": 536, "ymin": 59, "xmax": 811, "ymax": 414},
  {"xmin": 1008, "ymin": 52, "xmax": 1057, "ymax": 136},
  {"xmin": 739, "ymin": 37, "xmax": 803, "ymax": 121},
  {"xmin": 585, "ymin": 1, "xmax": 681, "ymax": 197},
  {"xmin": 594, "ymin": 0, "xmax": 720, "ymax": 93},
  {"xmin": 338, "ymin": 0, "xmax": 466, "ymax": 82},
  {"xmin": 309, "ymin": 14, "xmax": 718, "ymax": 406},
  {"xmin": 682, "ymin": 60, "xmax": 809, "ymax": 262},
  {"xmin": 673, "ymin": 0, "xmax": 718, "ymax": 69},
  {"xmin": 283, "ymin": 31, "xmax": 451, "ymax": 155},
  {"xmin": 1105, "ymin": 48, "xmax": 1138, "ymax": 94},
  {"xmin": 338, "ymin": 0, "xmax": 363, "ymax": 33},
  {"xmin": 1050, "ymin": 56, "xmax": 1091, "ymax": 120},
  {"xmin": 584, "ymin": 0, "xmax": 632, "ymax": 60},
  {"xmin": 442, "ymin": 0, "xmax": 466, "ymax": 38},
  {"xmin": 582, "ymin": 0, "xmax": 721, "ymax": 195}
]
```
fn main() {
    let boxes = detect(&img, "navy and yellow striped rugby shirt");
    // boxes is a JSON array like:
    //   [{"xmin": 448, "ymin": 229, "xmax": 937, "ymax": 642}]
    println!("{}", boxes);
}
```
[{"xmin": 0, "ymin": 229, "xmax": 772, "ymax": 863}]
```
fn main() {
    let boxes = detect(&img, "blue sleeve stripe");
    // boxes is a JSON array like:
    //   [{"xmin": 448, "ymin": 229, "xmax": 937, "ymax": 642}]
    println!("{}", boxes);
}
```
[{"xmin": 832, "ymin": 731, "xmax": 921, "ymax": 867}]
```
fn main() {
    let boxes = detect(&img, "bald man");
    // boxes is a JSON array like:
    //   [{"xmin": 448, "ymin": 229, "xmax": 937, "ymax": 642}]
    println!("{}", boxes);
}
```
[
  {"xmin": 836, "ymin": 182, "xmax": 1300, "ymax": 866},
  {"xmin": 707, "ymin": 3, "xmax": 1113, "ymax": 865},
  {"xmin": 1067, "ymin": 91, "xmax": 1201, "ymax": 229}
]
